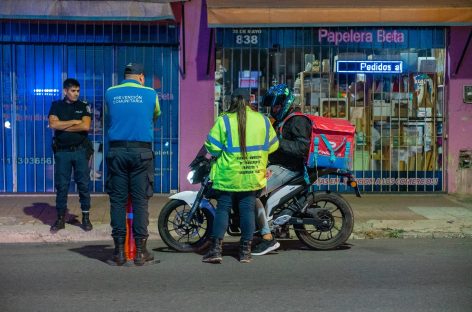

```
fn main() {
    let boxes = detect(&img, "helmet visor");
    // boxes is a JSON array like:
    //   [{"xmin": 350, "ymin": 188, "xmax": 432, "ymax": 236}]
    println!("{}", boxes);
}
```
[{"xmin": 269, "ymin": 94, "xmax": 287, "ymax": 120}]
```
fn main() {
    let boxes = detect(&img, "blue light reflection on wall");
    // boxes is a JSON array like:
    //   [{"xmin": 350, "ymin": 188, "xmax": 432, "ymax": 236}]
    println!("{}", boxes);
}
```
[{"xmin": 0, "ymin": 21, "xmax": 180, "ymax": 193}]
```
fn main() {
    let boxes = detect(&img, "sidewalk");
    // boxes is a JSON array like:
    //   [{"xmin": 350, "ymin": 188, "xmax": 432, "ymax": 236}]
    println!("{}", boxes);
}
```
[{"xmin": 0, "ymin": 193, "xmax": 471, "ymax": 243}]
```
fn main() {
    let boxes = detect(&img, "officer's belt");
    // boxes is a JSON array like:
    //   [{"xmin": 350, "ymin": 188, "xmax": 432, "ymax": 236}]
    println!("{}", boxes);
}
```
[
  {"xmin": 55, "ymin": 143, "xmax": 86, "ymax": 152},
  {"xmin": 109, "ymin": 141, "xmax": 151, "ymax": 149}
]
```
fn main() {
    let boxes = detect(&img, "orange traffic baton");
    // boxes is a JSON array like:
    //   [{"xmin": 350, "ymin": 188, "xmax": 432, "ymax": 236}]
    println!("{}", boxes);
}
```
[{"xmin": 124, "ymin": 196, "xmax": 136, "ymax": 261}]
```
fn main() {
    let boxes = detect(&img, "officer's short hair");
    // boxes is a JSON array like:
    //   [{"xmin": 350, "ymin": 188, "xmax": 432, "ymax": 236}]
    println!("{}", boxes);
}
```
[{"xmin": 63, "ymin": 78, "xmax": 80, "ymax": 90}]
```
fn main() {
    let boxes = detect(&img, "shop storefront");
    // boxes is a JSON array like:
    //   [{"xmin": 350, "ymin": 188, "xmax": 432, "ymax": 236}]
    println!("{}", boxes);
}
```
[
  {"xmin": 0, "ymin": 18, "xmax": 180, "ymax": 193},
  {"xmin": 204, "ymin": 0, "xmax": 472, "ymax": 193},
  {"xmin": 214, "ymin": 26, "xmax": 446, "ymax": 192}
]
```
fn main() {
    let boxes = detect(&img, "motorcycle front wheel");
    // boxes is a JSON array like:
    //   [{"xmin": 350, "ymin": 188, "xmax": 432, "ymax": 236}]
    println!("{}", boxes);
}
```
[
  {"xmin": 158, "ymin": 199, "xmax": 213, "ymax": 252},
  {"xmin": 293, "ymin": 192, "xmax": 354, "ymax": 250}
]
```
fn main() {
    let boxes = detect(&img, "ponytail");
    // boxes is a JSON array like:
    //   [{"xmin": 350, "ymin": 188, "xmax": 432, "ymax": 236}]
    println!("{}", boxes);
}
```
[{"xmin": 228, "ymin": 96, "xmax": 247, "ymax": 159}]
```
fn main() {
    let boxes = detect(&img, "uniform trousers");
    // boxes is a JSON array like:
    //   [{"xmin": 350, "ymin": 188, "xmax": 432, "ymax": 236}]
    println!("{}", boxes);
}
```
[
  {"xmin": 106, "ymin": 146, "xmax": 154, "ymax": 239},
  {"xmin": 54, "ymin": 147, "xmax": 91, "ymax": 215}
]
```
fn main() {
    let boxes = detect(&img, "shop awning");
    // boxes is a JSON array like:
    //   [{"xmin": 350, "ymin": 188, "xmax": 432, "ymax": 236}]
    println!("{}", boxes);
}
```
[
  {"xmin": 207, "ymin": 0, "xmax": 472, "ymax": 27},
  {"xmin": 0, "ymin": 0, "xmax": 183, "ymax": 21}
]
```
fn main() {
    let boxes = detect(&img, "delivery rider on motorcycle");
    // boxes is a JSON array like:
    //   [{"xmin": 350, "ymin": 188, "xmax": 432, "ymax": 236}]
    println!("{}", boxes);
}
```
[{"xmin": 251, "ymin": 84, "xmax": 312, "ymax": 256}]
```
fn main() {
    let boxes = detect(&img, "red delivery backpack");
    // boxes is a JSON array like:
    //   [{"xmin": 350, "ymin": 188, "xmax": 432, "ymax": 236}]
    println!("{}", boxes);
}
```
[{"xmin": 280, "ymin": 113, "xmax": 356, "ymax": 170}]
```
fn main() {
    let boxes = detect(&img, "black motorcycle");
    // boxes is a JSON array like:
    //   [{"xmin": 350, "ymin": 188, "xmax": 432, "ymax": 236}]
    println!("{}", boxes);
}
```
[{"xmin": 158, "ymin": 147, "xmax": 360, "ymax": 252}]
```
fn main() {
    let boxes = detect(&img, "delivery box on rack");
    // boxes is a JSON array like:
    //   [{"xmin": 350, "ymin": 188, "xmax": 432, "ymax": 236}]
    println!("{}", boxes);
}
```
[{"xmin": 281, "ymin": 113, "xmax": 356, "ymax": 170}]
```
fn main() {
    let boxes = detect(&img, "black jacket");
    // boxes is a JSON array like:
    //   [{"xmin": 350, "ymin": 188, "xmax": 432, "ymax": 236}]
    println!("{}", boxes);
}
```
[{"xmin": 269, "ymin": 114, "xmax": 312, "ymax": 172}]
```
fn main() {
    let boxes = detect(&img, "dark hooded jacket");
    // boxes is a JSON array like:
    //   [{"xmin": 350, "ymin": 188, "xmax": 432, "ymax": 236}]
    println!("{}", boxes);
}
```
[{"xmin": 269, "ymin": 114, "xmax": 312, "ymax": 172}]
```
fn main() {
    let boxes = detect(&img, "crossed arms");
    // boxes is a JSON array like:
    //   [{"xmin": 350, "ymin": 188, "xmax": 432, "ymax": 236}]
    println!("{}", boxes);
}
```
[{"xmin": 49, "ymin": 115, "xmax": 91, "ymax": 132}]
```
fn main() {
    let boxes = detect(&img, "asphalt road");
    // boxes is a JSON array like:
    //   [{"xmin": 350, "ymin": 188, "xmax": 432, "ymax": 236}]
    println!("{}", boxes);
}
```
[{"xmin": 1, "ymin": 239, "xmax": 471, "ymax": 312}]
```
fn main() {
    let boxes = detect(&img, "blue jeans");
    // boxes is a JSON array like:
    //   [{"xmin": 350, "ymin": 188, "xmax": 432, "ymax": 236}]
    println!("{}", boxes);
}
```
[
  {"xmin": 212, "ymin": 190, "xmax": 257, "ymax": 242},
  {"xmin": 106, "ymin": 147, "xmax": 154, "ymax": 239},
  {"xmin": 54, "ymin": 147, "xmax": 91, "ymax": 215},
  {"xmin": 258, "ymin": 165, "xmax": 300, "ymax": 235}
]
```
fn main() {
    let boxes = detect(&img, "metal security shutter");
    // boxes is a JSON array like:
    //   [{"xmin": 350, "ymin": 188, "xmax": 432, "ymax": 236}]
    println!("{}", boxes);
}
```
[{"xmin": 0, "ymin": 21, "xmax": 179, "ymax": 193}]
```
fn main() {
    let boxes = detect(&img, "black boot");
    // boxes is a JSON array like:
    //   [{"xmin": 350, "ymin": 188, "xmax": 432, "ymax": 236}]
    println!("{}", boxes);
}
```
[
  {"xmin": 50, "ymin": 214, "xmax": 65, "ymax": 232},
  {"xmin": 134, "ymin": 238, "xmax": 154, "ymax": 266},
  {"xmin": 239, "ymin": 240, "xmax": 252, "ymax": 263},
  {"xmin": 112, "ymin": 237, "xmax": 126, "ymax": 266},
  {"xmin": 81, "ymin": 212, "xmax": 93, "ymax": 231},
  {"xmin": 202, "ymin": 238, "xmax": 223, "ymax": 264}
]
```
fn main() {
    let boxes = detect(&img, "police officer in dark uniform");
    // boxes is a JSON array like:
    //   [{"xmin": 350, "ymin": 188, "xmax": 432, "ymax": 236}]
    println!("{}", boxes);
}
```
[
  {"xmin": 48, "ymin": 78, "xmax": 93, "ymax": 232},
  {"xmin": 105, "ymin": 63, "xmax": 161, "ymax": 266}
]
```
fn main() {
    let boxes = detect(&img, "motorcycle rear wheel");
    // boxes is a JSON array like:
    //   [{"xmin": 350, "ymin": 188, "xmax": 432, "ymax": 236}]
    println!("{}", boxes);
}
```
[
  {"xmin": 158, "ymin": 199, "xmax": 213, "ymax": 252},
  {"xmin": 294, "ymin": 192, "xmax": 354, "ymax": 250}
]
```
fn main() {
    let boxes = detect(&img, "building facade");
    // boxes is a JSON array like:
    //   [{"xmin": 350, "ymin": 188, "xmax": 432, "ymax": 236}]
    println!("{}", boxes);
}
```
[
  {"xmin": 0, "ymin": 1, "xmax": 471, "ymax": 194},
  {"xmin": 180, "ymin": 0, "xmax": 472, "ymax": 194},
  {"xmin": 0, "ymin": 1, "xmax": 181, "ymax": 193}
]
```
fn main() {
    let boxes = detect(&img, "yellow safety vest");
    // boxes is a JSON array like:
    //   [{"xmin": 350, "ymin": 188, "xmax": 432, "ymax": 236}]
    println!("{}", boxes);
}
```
[{"xmin": 205, "ymin": 106, "xmax": 279, "ymax": 191}]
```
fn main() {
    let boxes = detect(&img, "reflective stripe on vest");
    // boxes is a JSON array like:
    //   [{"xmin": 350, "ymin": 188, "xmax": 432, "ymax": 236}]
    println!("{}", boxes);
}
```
[
  {"xmin": 221, "ymin": 114, "xmax": 271, "ymax": 153},
  {"xmin": 206, "ymin": 134, "xmax": 226, "ymax": 153}
]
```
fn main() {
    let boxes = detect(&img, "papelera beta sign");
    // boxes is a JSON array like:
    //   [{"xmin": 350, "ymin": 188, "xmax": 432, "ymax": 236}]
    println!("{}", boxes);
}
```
[{"xmin": 319, "ymin": 28, "xmax": 404, "ymax": 46}]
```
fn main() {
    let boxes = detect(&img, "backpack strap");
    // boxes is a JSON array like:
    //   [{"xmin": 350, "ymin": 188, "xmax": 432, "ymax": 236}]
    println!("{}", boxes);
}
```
[
  {"xmin": 309, "ymin": 136, "xmax": 320, "ymax": 168},
  {"xmin": 320, "ymin": 134, "xmax": 336, "ymax": 163},
  {"xmin": 303, "ymin": 165, "xmax": 310, "ymax": 185},
  {"xmin": 344, "ymin": 141, "xmax": 351, "ymax": 168}
]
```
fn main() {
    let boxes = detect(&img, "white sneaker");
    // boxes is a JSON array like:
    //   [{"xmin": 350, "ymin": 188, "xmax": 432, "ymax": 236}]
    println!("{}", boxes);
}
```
[{"xmin": 251, "ymin": 238, "xmax": 281, "ymax": 256}]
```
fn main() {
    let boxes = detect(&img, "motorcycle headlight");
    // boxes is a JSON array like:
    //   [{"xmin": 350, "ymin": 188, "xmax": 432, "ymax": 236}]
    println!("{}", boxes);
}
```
[{"xmin": 187, "ymin": 170, "xmax": 196, "ymax": 184}]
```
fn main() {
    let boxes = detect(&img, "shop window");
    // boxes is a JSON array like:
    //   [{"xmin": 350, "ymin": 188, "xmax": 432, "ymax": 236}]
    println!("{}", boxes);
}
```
[{"xmin": 216, "ymin": 27, "xmax": 445, "ymax": 192}]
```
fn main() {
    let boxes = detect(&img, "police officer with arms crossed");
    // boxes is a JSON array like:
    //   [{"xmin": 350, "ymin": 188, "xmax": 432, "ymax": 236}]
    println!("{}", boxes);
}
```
[
  {"xmin": 48, "ymin": 78, "xmax": 93, "ymax": 232},
  {"xmin": 105, "ymin": 63, "xmax": 161, "ymax": 266}
]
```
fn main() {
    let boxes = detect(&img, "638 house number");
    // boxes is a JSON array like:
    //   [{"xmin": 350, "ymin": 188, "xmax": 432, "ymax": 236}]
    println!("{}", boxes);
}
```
[{"xmin": 233, "ymin": 29, "xmax": 261, "ymax": 45}]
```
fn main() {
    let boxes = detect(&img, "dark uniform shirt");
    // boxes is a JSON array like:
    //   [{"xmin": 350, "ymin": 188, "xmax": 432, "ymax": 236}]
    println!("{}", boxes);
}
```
[{"xmin": 48, "ymin": 98, "xmax": 91, "ymax": 147}]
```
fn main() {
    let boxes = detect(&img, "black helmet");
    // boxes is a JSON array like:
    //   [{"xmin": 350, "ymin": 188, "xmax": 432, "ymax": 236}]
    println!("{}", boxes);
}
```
[{"xmin": 262, "ymin": 84, "xmax": 295, "ymax": 122}]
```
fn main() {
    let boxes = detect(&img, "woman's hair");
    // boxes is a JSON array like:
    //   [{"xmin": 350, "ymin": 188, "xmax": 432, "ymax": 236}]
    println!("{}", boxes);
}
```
[{"xmin": 227, "ymin": 95, "xmax": 247, "ymax": 159}]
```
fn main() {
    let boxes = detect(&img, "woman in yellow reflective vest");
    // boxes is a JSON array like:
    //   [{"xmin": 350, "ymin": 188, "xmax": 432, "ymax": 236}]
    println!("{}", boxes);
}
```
[{"xmin": 202, "ymin": 95, "xmax": 279, "ymax": 264}]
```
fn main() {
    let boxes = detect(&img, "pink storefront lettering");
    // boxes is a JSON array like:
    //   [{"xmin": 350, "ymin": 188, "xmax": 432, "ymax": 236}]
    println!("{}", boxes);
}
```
[{"xmin": 319, "ymin": 28, "xmax": 404, "ymax": 45}]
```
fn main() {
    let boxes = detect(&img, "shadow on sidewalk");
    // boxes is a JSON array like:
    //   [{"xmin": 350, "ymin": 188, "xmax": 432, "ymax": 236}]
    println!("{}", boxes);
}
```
[
  {"xmin": 23, "ymin": 202, "xmax": 80, "ymax": 227},
  {"xmin": 69, "ymin": 244, "xmax": 113, "ymax": 264}
]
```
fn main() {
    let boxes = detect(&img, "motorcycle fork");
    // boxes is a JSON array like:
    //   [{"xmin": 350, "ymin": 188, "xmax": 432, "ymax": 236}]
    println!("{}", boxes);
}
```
[{"xmin": 184, "ymin": 176, "xmax": 210, "ymax": 224}]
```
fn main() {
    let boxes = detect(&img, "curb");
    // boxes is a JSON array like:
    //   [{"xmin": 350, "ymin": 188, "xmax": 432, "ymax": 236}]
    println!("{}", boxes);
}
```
[
  {"xmin": 0, "ymin": 223, "xmax": 161, "ymax": 244},
  {"xmin": 352, "ymin": 219, "xmax": 472, "ymax": 239},
  {"xmin": 1, "ymin": 219, "xmax": 472, "ymax": 243}
]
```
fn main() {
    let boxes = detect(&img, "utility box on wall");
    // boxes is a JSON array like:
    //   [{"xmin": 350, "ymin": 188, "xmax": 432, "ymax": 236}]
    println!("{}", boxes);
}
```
[
  {"xmin": 464, "ymin": 85, "xmax": 472, "ymax": 103},
  {"xmin": 457, "ymin": 150, "xmax": 472, "ymax": 194},
  {"xmin": 459, "ymin": 150, "xmax": 472, "ymax": 169}
]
